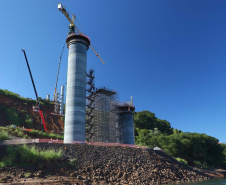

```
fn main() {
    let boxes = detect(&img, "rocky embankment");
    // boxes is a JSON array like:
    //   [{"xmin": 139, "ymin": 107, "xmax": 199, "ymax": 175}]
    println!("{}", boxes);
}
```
[{"xmin": 0, "ymin": 143, "xmax": 220, "ymax": 184}]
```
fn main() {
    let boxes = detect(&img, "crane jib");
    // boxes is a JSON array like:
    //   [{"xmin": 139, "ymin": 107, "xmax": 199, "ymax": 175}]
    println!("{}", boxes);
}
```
[{"xmin": 58, "ymin": 3, "xmax": 105, "ymax": 64}]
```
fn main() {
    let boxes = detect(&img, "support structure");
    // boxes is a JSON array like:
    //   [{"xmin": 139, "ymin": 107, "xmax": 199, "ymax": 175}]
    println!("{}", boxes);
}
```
[
  {"xmin": 118, "ymin": 102, "xmax": 135, "ymax": 144},
  {"xmin": 54, "ymin": 92, "xmax": 60, "ymax": 114},
  {"xmin": 89, "ymin": 88, "xmax": 119, "ymax": 143},
  {"xmin": 60, "ymin": 85, "xmax": 65, "ymax": 115},
  {"xmin": 46, "ymin": 94, "xmax": 50, "ymax": 100},
  {"xmin": 86, "ymin": 69, "xmax": 95, "ymax": 141},
  {"xmin": 64, "ymin": 34, "xmax": 90, "ymax": 142},
  {"xmin": 85, "ymin": 87, "xmax": 136, "ymax": 144}
]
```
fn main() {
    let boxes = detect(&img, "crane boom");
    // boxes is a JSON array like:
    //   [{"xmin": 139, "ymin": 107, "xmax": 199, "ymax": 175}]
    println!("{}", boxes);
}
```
[
  {"xmin": 59, "ymin": 7, "xmax": 75, "ymax": 26},
  {"xmin": 90, "ymin": 45, "xmax": 105, "ymax": 64},
  {"xmin": 21, "ymin": 49, "xmax": 48, "ymax": 132},
  {"xmin": 21, "ymin": 50, "xmax": 40, "ymax": 105},
  {"xmin": 53, "ymin": 44, "xmax": 65, "ymax": 101},
  {"xmin": 58, "ymin": 3, "xmax": 105, "ymax": 64}
]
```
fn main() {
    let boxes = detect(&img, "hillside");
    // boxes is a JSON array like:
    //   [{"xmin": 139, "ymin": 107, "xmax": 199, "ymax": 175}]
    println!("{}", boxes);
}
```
[{"xmin": 0, "ymin": 89, "xmax": 64, "ymax": 133}]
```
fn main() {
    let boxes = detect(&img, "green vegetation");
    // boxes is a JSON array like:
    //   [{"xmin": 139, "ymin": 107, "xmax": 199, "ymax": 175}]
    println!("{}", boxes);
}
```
[
  {"xmin": 25, "ymin": 114, "xmax": 33, "ymax": 127},
  {"xmin": 0, "ymin": 130, "xmax": 10, "ymax": 141},
  {"xmin": 25, "ymin": 172, "xmax": 32, "ymax": 178},
  {"xmin": 175, "ymin": 157, "xmax": 188, "ymax": 165},
  {"xmin": 134, "ymin": 111, "xmax": 173, "ymax": 135},
  {"xmin": 221, "ymin": 143, "xmax": 226, "ymax": 166},
  {"xmin": 135, "ymin": 110, "xmax": 226, "ymax": 169},
  {"xmin": 60, "ymin": 116, "xmax": 65, "ymax": 121},
  {"xmin": 0, "ymin": 126, "xmax": 28, "ymax": 138},
  {"xmin": 0, "ymin": 89, "xmax": 35, "ymax": 104},
  {"xmin": 0, "ymin": 126, "xmax": 63, "ymax": 140},
  {"xmin": 68, "ymin": 158, "xmax": 78, "ymax": 166},
  {"xmin": 0, "ymin": 106, "xmax": 22, "ymax": 126},
  {"xmin": 29, "ymin": 129, "xmax": 63, "ymax": 140},
  {"xmin": 0, "ymin": 145, "xmax": 62, "ymax": 168},
  {"xmin": 0, "ymin": 89, "xmax": 51, "ymax": 106}
]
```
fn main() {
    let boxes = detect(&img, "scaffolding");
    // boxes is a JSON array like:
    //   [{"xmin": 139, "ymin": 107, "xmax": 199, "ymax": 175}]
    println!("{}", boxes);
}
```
[
  {"xmin": 86, "ymin": 70, "xmax": 95, "ymax": 141},
  {"xmin": 54, "ymin": 92, "xmax": 60, "ymax": 114},
  {"xmin": 90, "ymin": 87, "xmax": 120, "ymax": 143},
  {"xmin": 85, "ymin": 70, "xmax": 135, "ymax": 144}
]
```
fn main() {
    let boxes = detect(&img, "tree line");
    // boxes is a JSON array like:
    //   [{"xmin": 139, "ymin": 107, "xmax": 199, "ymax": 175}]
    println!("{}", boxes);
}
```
[{"xmin": 134, "ymin": 110, "xmax": 226, "ymax": 169}]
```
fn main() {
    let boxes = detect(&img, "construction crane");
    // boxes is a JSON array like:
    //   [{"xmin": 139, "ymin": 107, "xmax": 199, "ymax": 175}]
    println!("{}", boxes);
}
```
[
  {"xmin": 53, "ymin": 44, "xmax": 65, "ymax": 101},
  {"xmin": 58, "ymin": 3, "xmax": 105, "ymax": 64},
  {"xmin": 21, "ymin": 49, "xmax": 48, "ymax": 132}
]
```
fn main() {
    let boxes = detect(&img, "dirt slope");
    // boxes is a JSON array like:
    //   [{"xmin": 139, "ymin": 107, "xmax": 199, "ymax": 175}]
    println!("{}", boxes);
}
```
[{"xmin": 0, "ymin": 93, "xmax": 64, "ymax": 133}]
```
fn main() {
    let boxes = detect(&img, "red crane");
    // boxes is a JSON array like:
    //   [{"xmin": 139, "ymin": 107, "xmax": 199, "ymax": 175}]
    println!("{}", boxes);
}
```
[{"xmin": 21, "ymin": 49, "xmax": 48, "ymax": 132}]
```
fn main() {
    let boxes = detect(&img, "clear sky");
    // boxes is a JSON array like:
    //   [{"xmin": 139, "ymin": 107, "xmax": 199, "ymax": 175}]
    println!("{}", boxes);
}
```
[{"xmin": 1, "ymin": 0, "xmax": 226, "ymax": 142}]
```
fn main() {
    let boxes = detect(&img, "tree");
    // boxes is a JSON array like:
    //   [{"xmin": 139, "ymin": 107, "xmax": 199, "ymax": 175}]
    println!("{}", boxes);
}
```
[
  {"xmin": 135, "ymin": 128, "xmax": 150, "ymax": 146},
  {"xmin": 134, "ymin": 111, "xmax": 156, "ymax": 130},
  {"xmin": 134, "ymin": 110, "xmax": 225, "ymax": 168},
  {"xmin": 134, "ymin": 111, "xmax": 173, "ymax": 135}
]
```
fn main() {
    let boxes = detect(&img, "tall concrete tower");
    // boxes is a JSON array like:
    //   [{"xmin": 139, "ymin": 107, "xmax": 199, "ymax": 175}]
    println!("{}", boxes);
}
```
[
  {"xmin": 60, "ymin": 85, "xmax": 64, "ymax": 115},
  {"xmin": 118, "ymin": 103, "xmax": 135, "ymax": 145},
  {"xmin": 64, "ymin": 33, "xmax": 90, "ymax": 143}
]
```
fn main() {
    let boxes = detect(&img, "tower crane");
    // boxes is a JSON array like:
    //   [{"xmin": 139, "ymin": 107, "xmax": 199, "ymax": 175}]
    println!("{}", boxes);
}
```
[{"xmin": 58, "ymin": 3, "xmax": 105, "ymax": 64}]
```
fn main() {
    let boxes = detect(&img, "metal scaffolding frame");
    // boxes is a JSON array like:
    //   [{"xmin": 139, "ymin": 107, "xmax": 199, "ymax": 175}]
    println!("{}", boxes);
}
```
[
  {"xmin": 54, "ymin": 92, "xmax": 60, "ymax": 114},
  {"xmin": 88, "ymin": 88, "xmax": 120, "ymax": 143},
  {"xmin": 85, "ymin": 70, "xmax": 135, "ymax": 144},
  {"xmin": 86, "ymin": 69, "xmax": 95, "ymax": 141}
]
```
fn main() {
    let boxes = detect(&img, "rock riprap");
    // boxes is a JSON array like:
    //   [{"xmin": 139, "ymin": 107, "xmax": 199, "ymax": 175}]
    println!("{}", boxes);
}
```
[{"xmin": 0, "ymin": 143, "xmax": 212, "ymax": 184}]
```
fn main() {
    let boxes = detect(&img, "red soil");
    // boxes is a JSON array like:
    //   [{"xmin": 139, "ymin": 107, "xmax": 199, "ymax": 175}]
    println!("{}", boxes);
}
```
[{"xmin": 0, "ymin": 93, "xmax": 64, "ymax": 133}]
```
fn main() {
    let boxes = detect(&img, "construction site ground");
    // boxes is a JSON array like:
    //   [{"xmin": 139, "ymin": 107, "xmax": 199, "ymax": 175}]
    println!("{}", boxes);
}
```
[{"xmin": 0, "ymin": 143, "xmax": 225, "ymax": 185}]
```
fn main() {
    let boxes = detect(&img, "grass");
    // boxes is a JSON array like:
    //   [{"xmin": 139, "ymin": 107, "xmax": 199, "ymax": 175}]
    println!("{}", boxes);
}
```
[
  {"xmin": 0, "ymin": 145, "xmax": 62, "ymax": 168},
  {"xmin": 68, "ymin": 158, "xmax": 78, "ymax": 166},
  {"xmin": 0, "ymin": 161, "xmax": 6, "ymax": 168},
  {"xmin": 29, "ymin": 129, "xmax": 63, "ymax": 140},
  {"xmin": 25, "ymin": 172, "xmax": 32, "ymax": 178},
  {"xmin": 18, "ymin": 145, "xmax": 62, "ymax": 166},
  {"xmin": 0, "ymin": 145, "xmax": 17, "ymax": 167},
  {"xmin": 0, "ymin": 89, "xmax": 52, "ymax": 106},
  {"xmin": 0, "ymin": 89, "xmax": 35, "ymax": 104},
  {"xmin": 0, "ymin": 130, "xmax": 10, "ymax": 141},
  {"xmin": 0, "ymin": 126, "xmax": 63, "ymax": 140},
  {"xmin": 14, "ymin": 127, "xmax": 25, "ymax": 137},
  {"xmin": 175, "ymin": 157, "xmax": 188, "ymax": 165}
]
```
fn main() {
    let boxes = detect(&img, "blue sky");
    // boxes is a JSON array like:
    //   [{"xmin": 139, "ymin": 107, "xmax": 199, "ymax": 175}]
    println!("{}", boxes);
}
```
[{"xmin": 1, "ymin": 0, "xmax": 226, "ymax": 142}]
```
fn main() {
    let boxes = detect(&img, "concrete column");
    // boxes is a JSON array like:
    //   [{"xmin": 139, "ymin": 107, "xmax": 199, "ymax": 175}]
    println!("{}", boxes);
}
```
[
  {"xmin": 46, "ymin": 94, "xmax": 50, "ymax": 101},
  {"xmin": 119, "ymin": 106, "xmax": 135, "ymax": 145},
  {"xmin": 60, "ymin": 85, "xmax": 64, "ymax": 115},
  {"xmin": 64, "ymin": 34, "xmax": 90, "ymax": 142}
]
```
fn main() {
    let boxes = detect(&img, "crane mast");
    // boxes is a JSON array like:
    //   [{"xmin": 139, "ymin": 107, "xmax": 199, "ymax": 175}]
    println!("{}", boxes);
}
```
[{"xmin": 58, "ymin": 3, "xmax": 105, "ymax": 64}]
